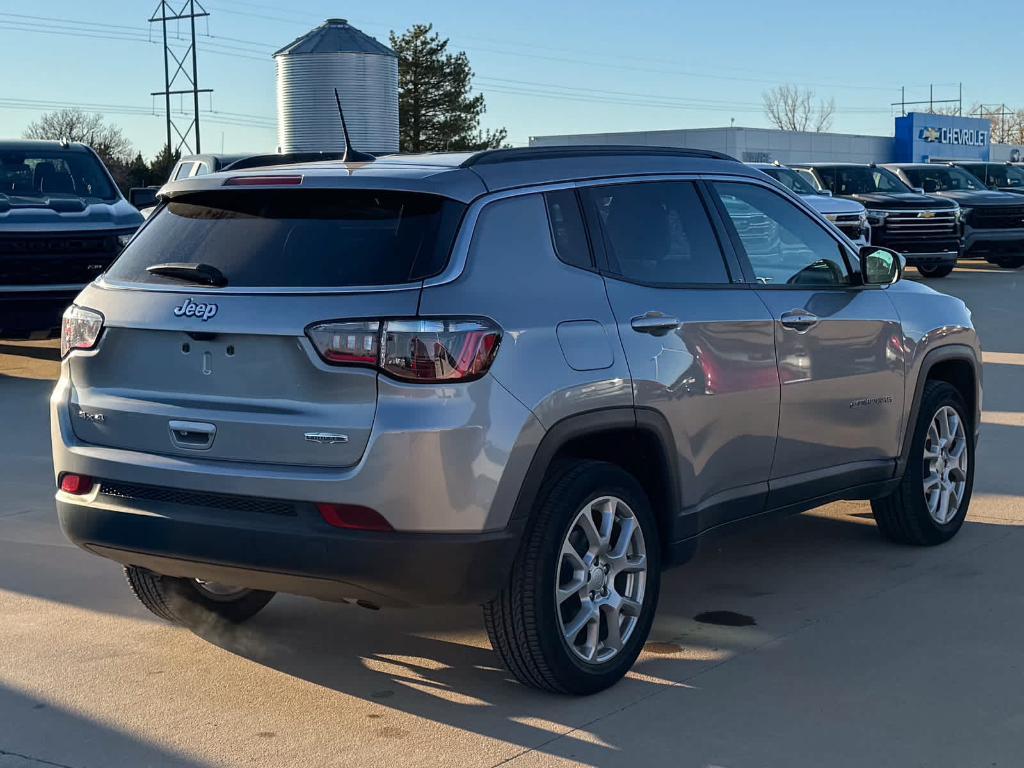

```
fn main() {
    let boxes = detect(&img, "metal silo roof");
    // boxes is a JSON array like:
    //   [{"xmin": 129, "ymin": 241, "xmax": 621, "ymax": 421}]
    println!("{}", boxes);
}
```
[{"xmin": 274, "ymin": 18, "xmax": 397, "ymax": 57}]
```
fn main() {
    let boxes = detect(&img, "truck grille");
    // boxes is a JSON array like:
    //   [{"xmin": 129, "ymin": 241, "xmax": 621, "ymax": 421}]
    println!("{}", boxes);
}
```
[
  {"xmin": 0, "ymin": 232, "xmax": 122, "ymax": 286},
  {"xmin": 970, "ymin": 206, "xmax": 1024, "ymax": 229},
  {"xmin": 883, "ymin": 210, "xmax": 958, "ymax": 238},
  {"xmin": 99, "ymin": 480, "xmax": 298, "ymax": 517}
]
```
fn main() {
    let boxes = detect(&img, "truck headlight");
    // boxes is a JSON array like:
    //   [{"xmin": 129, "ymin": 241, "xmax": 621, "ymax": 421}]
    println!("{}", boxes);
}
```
[
  {"xmin": 858, "ymin": 211, "xmax": 868, "ymax": 227},
  {"xmin": 957, "ymin": 207, "xmax": 971, "ymax": 224},
  {"xmin": 866, "ymin": 209, "xmax": 888, "ymax": 226},
  {"xmin": 117, "ymin": 232, "xmax": 134, "ymax": 250}
]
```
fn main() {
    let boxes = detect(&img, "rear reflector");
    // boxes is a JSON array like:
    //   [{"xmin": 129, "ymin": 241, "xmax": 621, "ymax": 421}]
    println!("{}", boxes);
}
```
[
  {"xmin": 223, "ymin": 175, "xmax": 302, "ymax": 187},
  {"xmin": 317, "ymin": 503, "xmax": 393, "ymax": 532},
  {"xmin": 60, "ymin": 474, "xmax": 94, "ymax": 495}
]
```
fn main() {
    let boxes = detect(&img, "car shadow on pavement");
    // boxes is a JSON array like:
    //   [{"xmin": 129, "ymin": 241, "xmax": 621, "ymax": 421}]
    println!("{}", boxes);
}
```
[
  {"xmin": 191, "ymin": 507, "xmax": 1020, "ymax": 764},
  {"xmin": 0, "ymin": 683, "xmax": 209, "ymax": 768}
]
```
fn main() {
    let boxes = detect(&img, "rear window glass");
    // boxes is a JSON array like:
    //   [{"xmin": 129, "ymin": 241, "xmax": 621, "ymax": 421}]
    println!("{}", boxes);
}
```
[{"xmin": 106, "ymin": 189, "xmax": 466, "ymax": 288}]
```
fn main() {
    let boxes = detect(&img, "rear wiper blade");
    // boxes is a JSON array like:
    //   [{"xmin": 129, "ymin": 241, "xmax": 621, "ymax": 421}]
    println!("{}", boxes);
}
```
[{"xmin": 146, "ymin": 262, "xmax": 228, "ymax": 288}]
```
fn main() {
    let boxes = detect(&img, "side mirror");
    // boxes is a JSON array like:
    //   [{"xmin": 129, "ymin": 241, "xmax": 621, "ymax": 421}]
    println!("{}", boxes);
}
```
[
  {"xmin": 859, "ymin": 245, "xmax": 902, "ymax": 285},
  {"xmin": 818, "ymin": 189, "xmax": 833, "ymax": 197},
  {"xmin": 912, "ymin": 186, "xmax": 926, "ymax": 195},
  {"xmin": 129, "ymin": 186, "xmax": 159, "ymax": 210}
]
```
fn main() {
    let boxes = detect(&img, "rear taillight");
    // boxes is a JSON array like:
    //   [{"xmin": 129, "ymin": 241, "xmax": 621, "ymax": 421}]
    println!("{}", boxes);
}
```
[
  {"xmin": 60, "ymin": 305, "xmax": 104, "ymax": 358},
  {"xmin": 59, "ymin": 473, "xmax": 94, "ymax": 495},
  {"xmin": 307, "ymin": 318, "xmax": 501, "ymax": 383}
]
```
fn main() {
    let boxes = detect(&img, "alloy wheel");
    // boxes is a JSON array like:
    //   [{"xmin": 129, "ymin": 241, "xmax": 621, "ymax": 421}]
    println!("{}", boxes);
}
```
[
  {"xmin": 555, "ymin": 495, "xmax": 648, "ymax": 665},
  {"xmin": 923, "ymin": 405, "xmax": 969, "ymax": 525}
]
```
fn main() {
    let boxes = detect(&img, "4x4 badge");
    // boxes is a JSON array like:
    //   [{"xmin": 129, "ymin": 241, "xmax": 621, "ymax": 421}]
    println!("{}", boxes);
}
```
[{"xmin": 173, "ymin": 297, "xmax": 219, "ymax": 321}]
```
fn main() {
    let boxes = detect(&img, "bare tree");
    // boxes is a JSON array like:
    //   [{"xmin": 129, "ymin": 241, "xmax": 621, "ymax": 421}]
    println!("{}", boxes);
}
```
[
  {"xmin": 763, "ymin": 85, "xmax": 835, "ymax": 132},
  {"xmin": 23, "ymin": 108, "xmax": 134, "ymax": 166}
]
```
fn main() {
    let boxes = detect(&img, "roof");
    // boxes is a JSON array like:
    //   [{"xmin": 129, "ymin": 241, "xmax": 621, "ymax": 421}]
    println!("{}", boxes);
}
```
[
  {"xmin": 274, "ymin": 19, "xmax": 396, "ymax": 57},
  {"xmin": 0, "ymin": 140, "xmax": 92, "ymax": 153},
  {"xmin": 161, "ymin": 146, "xmax": 750, "ymax": 204}
]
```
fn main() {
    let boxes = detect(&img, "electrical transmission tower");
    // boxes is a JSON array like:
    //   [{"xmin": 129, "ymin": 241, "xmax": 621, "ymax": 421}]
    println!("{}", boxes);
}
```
[{"xmin": 149, "ymin": 1, "xmax": 212, "ymax": 156}]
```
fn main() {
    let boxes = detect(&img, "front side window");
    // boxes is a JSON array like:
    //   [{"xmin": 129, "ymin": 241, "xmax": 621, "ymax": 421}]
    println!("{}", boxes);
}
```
[
  {"xmin": 762, "ymin": 167, "xmax": 819, "ymax": 196},
  {"xmin": 814, "ymin": 166, "xmax": 910, "ymax": 195},
  {"xmin": 583, "ymin": 181, "xmax": 730, "ymax": 285},
  {"xmin": 712, "ymin": 181, "xmax": 851, "ymax": 287},
  {"xmin": 173, "ymin": 162, "xmax": 196, "ymax": 181}
]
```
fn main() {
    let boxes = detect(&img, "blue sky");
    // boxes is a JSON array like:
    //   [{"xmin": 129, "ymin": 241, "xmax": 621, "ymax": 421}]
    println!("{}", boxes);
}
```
[{"xmin": 0, "ymin": 0, "xmax": 1017, "ymax": 159}]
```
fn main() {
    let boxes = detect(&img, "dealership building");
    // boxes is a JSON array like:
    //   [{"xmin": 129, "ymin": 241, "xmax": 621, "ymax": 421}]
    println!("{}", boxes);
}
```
[{"xmin": 530, "ymin": 112, "xmax": 1024, "ymax": 165}]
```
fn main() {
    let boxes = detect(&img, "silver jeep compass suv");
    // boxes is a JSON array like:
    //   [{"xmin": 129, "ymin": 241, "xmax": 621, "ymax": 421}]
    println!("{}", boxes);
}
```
[{"xmin": 51, "ymin": 146, "xmax": 982, "ymax": 695}]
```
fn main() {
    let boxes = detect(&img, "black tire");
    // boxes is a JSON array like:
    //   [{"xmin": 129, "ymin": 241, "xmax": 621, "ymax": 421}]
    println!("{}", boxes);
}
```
[
  {"xmin": 915, "ymin": 264, "xmax": 955, "ymax": 278},
  {"xmin": 483, "ymin": 460, "xmax": 661, "ymax": 695},
  {"xmin": 995, "ymin": 256, "xmax": 1024, "ymax": 269},
  {"xmin": 125, "ymin": 566, "xmax": 275, "ymax": 627},
  {"xmin": 871, "ymin": 381, "xmax": 974, "ymax": 545}
]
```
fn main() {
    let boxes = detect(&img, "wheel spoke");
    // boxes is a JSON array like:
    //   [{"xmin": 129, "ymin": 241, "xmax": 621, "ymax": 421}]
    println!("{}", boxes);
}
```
[
  {"xmin": 616, "ymin": 553, "xmax": 647, "ymax": 575},
  {"xmin": 563, "ymin": 603, "xmax": 597, "ymax": 642},
  {"xmin": 923, "ymin": 472, "xmax": 941, "ymax": 490},
  {"xmin": 596, "ymin": 499, "xmax": 615, "ymax": 551},
  {"xmin": 938, "ymin": 486, "xmax": 952, "ymax": 524},
  {"xmin": 609, "ymin": 515, "xmax": 637, "ymax": 560},
  {"xmin": 602, "ymin": 604, "xmax": 624, "ymax": 651},
  {"xmin": 576, "ymin": 509, "xmax": 603, "ymax": 551}
]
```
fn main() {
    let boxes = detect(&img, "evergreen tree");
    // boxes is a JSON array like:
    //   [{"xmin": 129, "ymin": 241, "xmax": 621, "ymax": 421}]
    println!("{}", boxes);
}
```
[{"xmin": 389, "ymin": 24, "xmax": 507, "ymax": 152}]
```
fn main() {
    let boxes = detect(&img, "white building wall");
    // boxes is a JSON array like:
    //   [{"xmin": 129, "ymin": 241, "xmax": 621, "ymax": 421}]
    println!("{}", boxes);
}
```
[{"xmin": 530, "ymin": 126, "xmax": 895, "ymax": 165}]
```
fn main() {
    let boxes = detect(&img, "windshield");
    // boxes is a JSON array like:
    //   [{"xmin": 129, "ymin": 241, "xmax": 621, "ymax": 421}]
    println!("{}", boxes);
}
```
[
  {"xmin": 105, "ymin": 189, "xmax": 466, "ymax": 288},
  {"xmin": 761, "ymin": 167, "xmax": 819, "ymax": 196},
  {"xmin": 813, "ymin": 166, "xmax": 910, "ymax": 195},
  {"xmin": 900, "ymin": 166, "xmax": 985, "ymax": 193},
  {"xmin": 968, "ymin": 164, "xmax": 1024, "ymax": 189},
  {"xmin": 0, "ymin": 148, "xmax": 117, "ymax": 201}
]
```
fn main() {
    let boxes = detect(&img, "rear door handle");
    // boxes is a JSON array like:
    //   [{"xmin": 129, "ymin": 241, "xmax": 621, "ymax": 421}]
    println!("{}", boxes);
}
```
[
  {"xmin": 780, "ymin": 310, "xmax": 819, "ymax": 332},
  {"xmin": 630, "ymin": 312, "xmax": 680, "ymax": 336}
]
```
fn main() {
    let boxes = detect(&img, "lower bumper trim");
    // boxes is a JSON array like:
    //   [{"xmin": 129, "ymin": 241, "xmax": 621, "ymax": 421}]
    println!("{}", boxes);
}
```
[{"xmin": 58, "ymin": 499, "xmax": 523, "ymax": 607}]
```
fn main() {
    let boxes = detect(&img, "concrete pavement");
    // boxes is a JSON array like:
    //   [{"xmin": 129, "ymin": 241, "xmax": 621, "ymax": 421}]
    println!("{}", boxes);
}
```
[{"xmin": 1, "ymin": 263, "xmax": 1021, "ymax": 767}]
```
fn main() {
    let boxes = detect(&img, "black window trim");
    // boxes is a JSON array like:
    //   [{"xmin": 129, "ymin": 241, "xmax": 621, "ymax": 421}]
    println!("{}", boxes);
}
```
[
  {"xmin": 542, "ymin": 188, "xmax": 597, "ymax": 272},
  {"xmin": 578, "ymin": 177, "xmax": 745, "ymax": 291},
  {"xmin": 702, "ymin": 174, "xmax": 869, "ymax": 291}
]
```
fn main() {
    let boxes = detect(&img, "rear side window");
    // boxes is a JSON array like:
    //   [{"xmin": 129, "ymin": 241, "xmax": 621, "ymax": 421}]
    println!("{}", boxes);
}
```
[
  {"xmin": 583, "ymin": 181, "xmax": 730, "ymax": 285},
  {"xmin": 106, "ymin": 189, "xmax": 466, "ymax": 288},
  {"xmin": 544, "ymin": 189, "xmax": 592, "ymax": 269},
  {"xmin": 173, "ymin": 162, "xmax": 195, "ymax": 180}
]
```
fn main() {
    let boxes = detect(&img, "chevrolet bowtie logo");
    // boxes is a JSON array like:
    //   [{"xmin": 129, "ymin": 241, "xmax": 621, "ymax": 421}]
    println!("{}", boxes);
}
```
[
  {"xmin": 920, "ymin": 127, "xmax": 941, "ymax": 142},
  {"xmin": 918, "ymin": 210, "xmax": 936, "ymax": 218}
]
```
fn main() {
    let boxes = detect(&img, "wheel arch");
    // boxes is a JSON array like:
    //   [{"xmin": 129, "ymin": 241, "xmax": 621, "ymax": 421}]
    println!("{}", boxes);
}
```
[
  {"xmin": 898, "ymin": 344, "xmax": 981, "ymax": 475},
  {"xmin": 510, "ymin": 407, "xmax": 681, "ymax": 558}
]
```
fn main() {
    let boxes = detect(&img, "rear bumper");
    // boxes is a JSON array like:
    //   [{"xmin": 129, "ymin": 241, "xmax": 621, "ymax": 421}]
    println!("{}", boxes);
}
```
[{"xmin": 57, "ymin": 492, "xmax": 524, "ymax": 606}]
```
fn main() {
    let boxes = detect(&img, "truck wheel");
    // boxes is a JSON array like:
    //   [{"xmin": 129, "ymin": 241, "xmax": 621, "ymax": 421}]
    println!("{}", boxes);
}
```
[
  {"xmin": 484, "ymin": 461, "xmax": 660, "ymax": 695},
  {"xmin": 871, "ymin": 381, "xmax": 974, "ymax": 545},
  {"xmin": 916, "ymin": 264, "xmax": 954, "ymax": 278},
  {"xmin": 995, "ymin": 256, "xmax": 1024, "ymax": 269},
  {"xmin": 125, "ymin": 566, "xmax": 275, "ymax": 627}
]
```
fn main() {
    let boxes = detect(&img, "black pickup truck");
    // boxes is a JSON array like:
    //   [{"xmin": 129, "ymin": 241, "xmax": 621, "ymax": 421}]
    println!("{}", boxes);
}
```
[
  {"xmin": 793, "ymin": 163, "xmax": 961, "ymax": 278},
  {"xmin": 1, "ymin": 140, "xmax": 142, "ymax": 339},
  {"xmin": 886, "ymin": 163, "xmax": 1024, "ymax": 269}
]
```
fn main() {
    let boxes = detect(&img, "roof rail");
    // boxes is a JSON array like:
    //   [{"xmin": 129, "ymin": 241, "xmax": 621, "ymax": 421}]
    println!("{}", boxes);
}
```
[{"xmin": 460, "ymin": 145, "xmax": 737, "ymax": 167}]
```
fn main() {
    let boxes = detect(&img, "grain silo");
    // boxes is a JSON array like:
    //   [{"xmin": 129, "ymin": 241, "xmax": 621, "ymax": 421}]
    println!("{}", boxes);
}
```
[{"xmin": 274, "ymin": 19, "xmax": 399, "ymax": 155}]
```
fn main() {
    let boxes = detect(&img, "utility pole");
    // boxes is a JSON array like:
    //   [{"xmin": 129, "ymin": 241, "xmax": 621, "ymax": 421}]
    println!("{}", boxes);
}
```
[{"xmin": 149, "ymin": 1, "xmax": 212, "ymax": 157}]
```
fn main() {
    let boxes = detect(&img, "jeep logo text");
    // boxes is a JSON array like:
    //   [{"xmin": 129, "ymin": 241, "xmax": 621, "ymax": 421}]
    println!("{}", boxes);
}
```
[{"xmin": 173, "ymin": 298, "xmax": 219, "ymax": 321}]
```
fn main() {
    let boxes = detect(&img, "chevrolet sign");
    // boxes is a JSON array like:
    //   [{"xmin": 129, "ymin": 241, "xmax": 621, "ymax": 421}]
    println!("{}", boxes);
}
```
[{"xmin": 919, "ymin": 126, "xmax": 987, "ymax": 147}]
